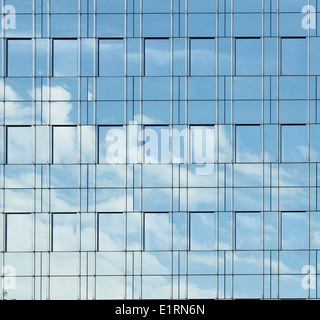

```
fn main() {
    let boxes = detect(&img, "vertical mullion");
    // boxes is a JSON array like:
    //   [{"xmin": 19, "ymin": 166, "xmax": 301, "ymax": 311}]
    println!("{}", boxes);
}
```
[
  {"xmin": 261, "ymin": 0, "xmax": 265, "ymax": 301},
  {"xmin": 276, "ymin": 0, "xmax": 280, "ymax": 301},
  {"xmin": 308, "ymin": 0, "xmax": 311, "ymax": 301},
  {"xmin": 230, "ymin": 0, "xmax": 234, "ymax": 300}
]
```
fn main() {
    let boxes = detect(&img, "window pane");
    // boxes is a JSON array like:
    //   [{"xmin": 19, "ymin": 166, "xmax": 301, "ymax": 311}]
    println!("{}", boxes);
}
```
[
  {"xmin": 99, "ymin": 39, "xmax": 124, "ymax": 76},
  {"xmin": 7, "ymin": 214, "xmax": 32, "ymax": 251},
  {"xmin": 143, "ymin": 126, "xmax": 170, "ymax": 164},
  {"xmin": 190, "ymin": 38, "xmax": 216, "ymax": 76},
  {"xmin": 53, "ymin": 126, "xmax": 78, "ymax": 164},
  {"xmin": 99, "ymin": 126, "xmax": 126, "ymax": 164},
  {"xmin": 190, "ymin": 126, "xmax": 215, "ymax": 164},
  {"xmin": 7, "ymin": 39, "xmax": 33, "ymax": 76},
  {"xmin": 282, "ymin": 212, "xmax": 308, "ymax": 249},
  {"xmin": 190, "ymin": 212, "xmax": 216, "ymax": 250},
  {"xmin": 7, "ymin": 126, "xmax": 33, "ymax": 164},
  {"xmin": 53, "ymin": 39, "xmax": 78, "ymax": 76},
  {"xmin": 281, "ymin": 38, "xmax": 307, "ymax": 75},
  {"xmin": 145, "ymin": 39, "xmax": 171, "ymax": 76},
  {"xmin": 144, "ymin": 213, "xmax": 170, "ymax": 250},
  {"xmin": 99, "ymin": 213, "xmax": 124, "ymax": 251},
  {"xmin": 236, "ymin": 212, "xmax": 262, "ymax": 250},
  {"xmin": 236, "ymin": 125, "xmax": 261, "ymax": 162},
  {"xmin": 235, "ymin": 38, "xmax": 262, "ymax": 75},
  {"xmin": 281, "ymin": 125, "xmax": 307, "ymax": 162},
  {"xmin": 52, "ymin": 214, "xmax": 78, "ymax": 251}
]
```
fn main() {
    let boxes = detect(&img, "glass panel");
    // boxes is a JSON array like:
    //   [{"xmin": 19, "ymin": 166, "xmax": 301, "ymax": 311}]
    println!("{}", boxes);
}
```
[
  {"xmin": 236, "ymin": 38, "xmax": 262, "ymax": 75},
  {"xmin": 99, "ymin": 126, "xmax": 126, "ymax": 164},
  {"xmin": 7, "ymin": 39, "xmax": 33, "ymax": 76},
  {"xmin": 6, "ymin": 214, "xmax": 32, "ymax": 251},
  {"xmin": 281, "ymin": 38, "xmax": 307, "ymax": 75},
  {"xmin": 236, "ymin": 212, "xmax": 262, "ymax": 250},
  {"xmin": 144, "ymin": 213, "xmax": 170, "ymax": 250},
  {"xmin": 53, "ymin": 39, "xmax": 78, "ymax": 76},
  {"xmin": 7, "ymin": 126, "xmax": 33, "ymax": 164},
  {"xmin": 144, "ymin": 39, "xmax": 171, "ymax": 76},
  {"xmin": 236, "ymin": 125, "xmax": 262, "ymax": 162},
  {"xmin": 282, "ymin": 212, "xmax": 308, "ymax": 250},
  {"xmin": 281, "ymin": 125, "xmax": 307, "ymax": 162},
  {"xmin": 53, "ymin": 126, "xmax": 78, "ymax": 164},
  {"xmin": 99, "ymin": 39, "xmax": 124, "ymax": 76},
  {"xmin": 190, "ymin": 212, "xmax": 216, "ymax": 250},
  {"xmin": 190, "ymin": 38, "xmax": 216, "ymax": 76},
  {"xmin": 52, "ymin": 214, "xmax": 78, "ymax": 251},
  {"xmin": 99, "ymin": 213, "xmax": 124, "ymax": 251}
]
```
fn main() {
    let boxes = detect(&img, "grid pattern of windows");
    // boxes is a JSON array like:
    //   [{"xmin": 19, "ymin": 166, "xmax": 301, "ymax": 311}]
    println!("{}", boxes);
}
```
[{"xmin": 1, "ymin": 0, "xmax": 320, "ymax": 300}]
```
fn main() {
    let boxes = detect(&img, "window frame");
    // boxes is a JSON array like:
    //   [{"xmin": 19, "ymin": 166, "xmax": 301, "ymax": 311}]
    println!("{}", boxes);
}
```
[
  {"xmin": 189, "ymin": 37, "xmax": 216, "ymax": 76},
  {"xmin": 52, "ymin": 38, "xmax": 78, "ymax": 77},
  {"xmin": 235, "ymin": 124, "xmax": 262, "ymax": 163},
  {"xmin": 189, "ymin": 211, "xmax": 217, "ymax": 251},
  {"xmin": 143, "ymin": 37, "xmax": 171, "ymax": 76},
  {"xmin": 235, "ymin": 37, "xmax": 262, "ymax": 76},
  {"xmin": 6, "ymin": 125, "xmax": 33, "ymax": 165},
  {"xmin": 280, "ymin": 36, "xmax": 307, "ymax": 76},
  {"xmin": 6, "ymin": 38, "xmax": 33, "ymax": 77},
  {"xmin": 98, "ymin": 37, "xmax": 125, "ymax": 77},
  {"xmin": 235, "ymin": 211, "xmax": 262, "ymax": 250},
  {"xmin": 51, "ymin": 212, "xmax": 78, "ymax": 252},
  {"xmin": 5, "ymin": 213, "xmax": 33, "ymax": 252},
  {"xmin": 52, "ymin": 125, "xmax": 78, "ymax": 164}
]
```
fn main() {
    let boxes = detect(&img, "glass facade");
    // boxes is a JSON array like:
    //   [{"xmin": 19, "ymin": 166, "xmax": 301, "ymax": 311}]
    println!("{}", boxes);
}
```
[{"xmin": 0, "ymin": 0, "xmax": 319, "ymax": 300}]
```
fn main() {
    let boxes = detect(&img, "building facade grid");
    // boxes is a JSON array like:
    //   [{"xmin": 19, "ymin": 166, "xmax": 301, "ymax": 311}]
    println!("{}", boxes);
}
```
[{"xmin": 0, "ymin": 0, "xmax": 319, "ymax": 300}]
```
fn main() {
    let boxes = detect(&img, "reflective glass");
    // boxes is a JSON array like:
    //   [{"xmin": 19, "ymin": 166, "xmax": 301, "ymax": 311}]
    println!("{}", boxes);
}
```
[
  {"xmin": 7, "ymin": 126, "xmax": 32, "ymax": 164},
  {"xmin": 190, "ymin": 212, "xmax": 216, "ymax": 250},
  {"xmin": 2, "ymin": 0, "xmax": 319, "ymax": 301},
  {"xmin": 144, "ymin": 39, "xmax": 171, "ymax": 76},
  {"xmin": 235, "ymin": 125, "xmax": 262, "ymax": 162},
  {"xmin": 53, "ymin": 126, "xmax": 78, "ymax": 164},
  {"xmin": 281, "ymin": 125, "xmax": 307, "ymax": 162},
  {"xmin": 282, "ymin": 212, "xmax": 308, "ymax": 249},
  {"xmin": 190, "ymin": 38, "xmax": 216, "ymax": 76},
  {"xmin": 53, "ymin": 39, "xmax": 78, "ymax": 76},
  {"xmin": 99, "ymin": 214, "xmax": 124, "ymax": 251},
  {"xmin": 52, "ymin": 214, "xmax": 78, "ymax": 251},
  {"xmin": 99, "ymin": 39, "xmax": 124, "ymax": 76},
  {"xmin": 144, "ymin": 213, "xmax": 170, "ymax": 250},
  {"xmin": 281, "ymin": 38, "xmax": 307, "ymax": 75},
  {"xmin": 7, "ymin": 39, "xmax": 33, "ymax": 76},
  {"xmin": 235, "ymin": 38, "xmax": 262, "ymax": 75},
  {"xmin": 236, "ymin": 212, "xmax": 262, "ymax": 250},
  {"xmin": 6, "ymin": 214, "xmax": 32, "ymax": 252}
]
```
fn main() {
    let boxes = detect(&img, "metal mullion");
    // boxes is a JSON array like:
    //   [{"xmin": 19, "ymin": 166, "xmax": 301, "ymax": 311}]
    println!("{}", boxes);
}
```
[
  {"xmin": 77, "ymin": 0, "xmax": 81, "ymax": 301},
  {"xmin": 124, "ymin": 0, "xmax": 128, "ymax": 301},
  {"xmin": 184, "ymin": 0, "xmax": 188, "ymax": 301},
  {"xmin": 230, "ymin": 0, "xmax": 234, "ymax": 300},
  {"xmin": 170, "ymin": 0, "xmax": 174, "ymax": 301},
  {"xmin": 1, "ymin": 0, "xmax": 4, "ymax": 299},
  {"xmin": 215, "ymin": 0, "xmax": 219, "ymax": 299},
  {"xmin": 139, "ymin": 0, "xmax": 143, "ymax": 300},
  {"xmin": 276, "ymin": 0, "xmax": 280, "ymax": 300},
  {"xmin": 93, "ymin": 0, "xmax": 97, "ymax": 301},
  {"xmin": 32, "ymin": 0, "xmax": 37, "ymax": 300},
  {"xmin": 261, "ymin": 0, "xmax": 265, "ymax": 301},
  {"xmin": 307, "ymin": 0, "xmax": 311, "ymax": 301},
  {"xmin": 47, "ymin": 0, "xmax": 51, "ymax": 301}
]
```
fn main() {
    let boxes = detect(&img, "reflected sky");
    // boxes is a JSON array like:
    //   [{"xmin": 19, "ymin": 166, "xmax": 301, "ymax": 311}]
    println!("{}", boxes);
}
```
[{"xmin": 0, "ymin": 0, "xmax": 318, "ymax": 301}]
